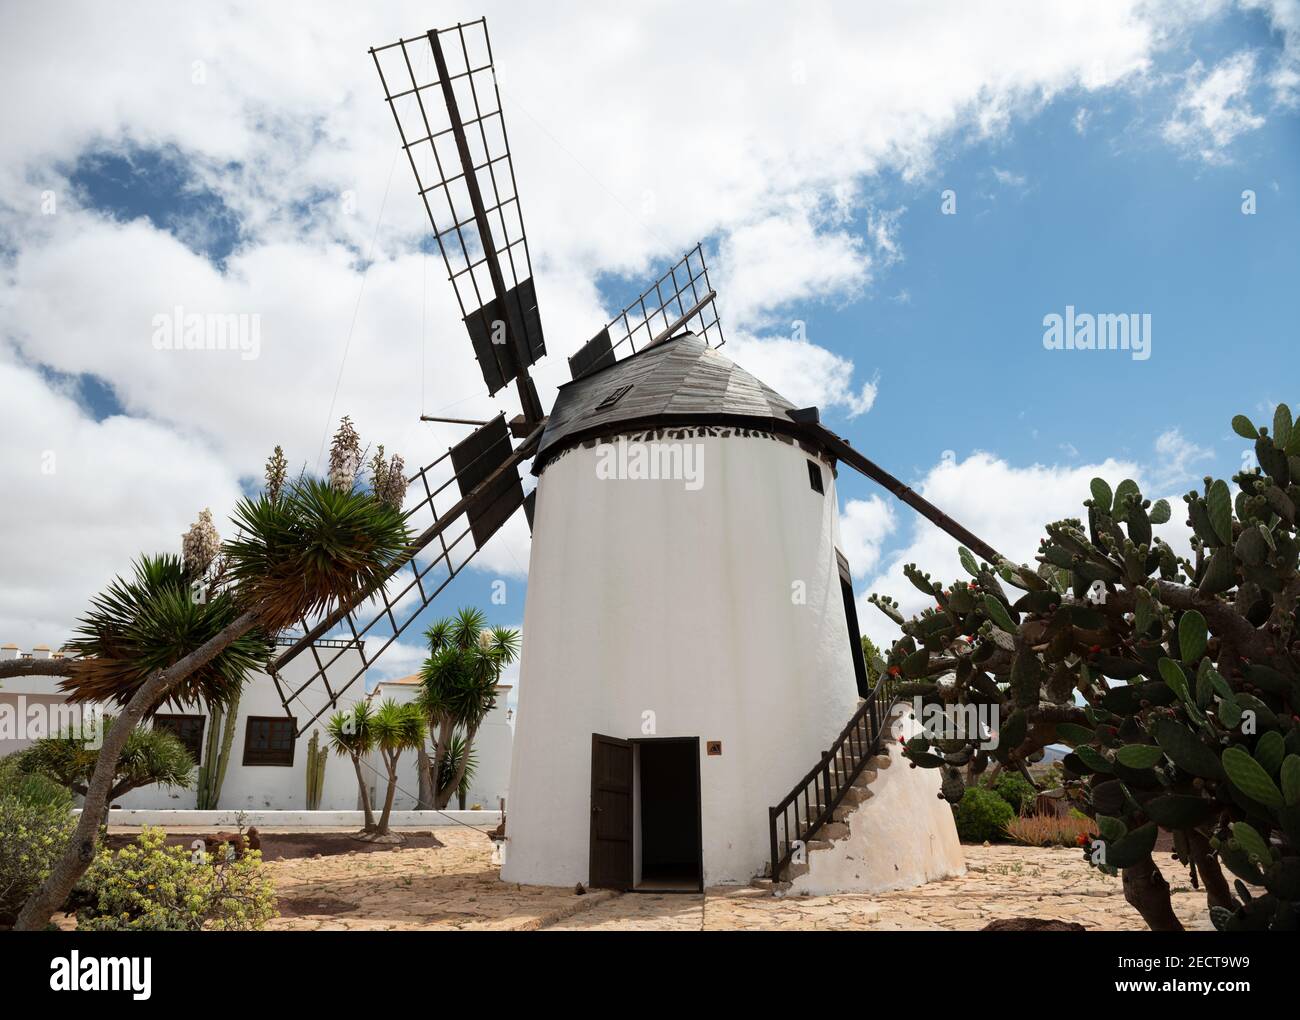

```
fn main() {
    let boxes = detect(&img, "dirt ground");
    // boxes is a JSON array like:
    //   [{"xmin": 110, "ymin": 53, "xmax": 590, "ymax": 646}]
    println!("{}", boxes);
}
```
[
  {"xmin": 246, "ymin": 828, "xmax": 1218, "ymax": 931},
  {"xmin": 264, "ymin": 826, "xmax": 607, "ymax": 930}
]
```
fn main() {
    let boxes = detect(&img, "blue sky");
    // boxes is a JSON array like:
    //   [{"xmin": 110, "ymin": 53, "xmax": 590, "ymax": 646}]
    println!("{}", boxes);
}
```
[
  {"xmin": 1, "ymin": 0, "xmax": 1297, "ymax": 685},
  {"xmin": 433, "ymin": 12, "xmax": 1297, "ymax": 657}
]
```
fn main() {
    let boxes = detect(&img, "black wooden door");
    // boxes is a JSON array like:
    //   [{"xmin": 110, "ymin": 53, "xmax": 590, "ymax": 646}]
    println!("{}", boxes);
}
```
[{"xmin": 589, "ymin": 733, "xmax": 633, "ymax": 890}]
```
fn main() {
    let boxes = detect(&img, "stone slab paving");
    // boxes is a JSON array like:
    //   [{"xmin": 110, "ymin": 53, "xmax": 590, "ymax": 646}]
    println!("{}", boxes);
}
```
[
  {"xmin": 253, "ymin": 831, "xmax": 1218, "ymax": 931},
  {"xmin": 62, "ymin": 828, "xmax": 1220, "ymax": 930},
  {"xmin": 545, "ymin": 847, "xmax": 1216, "ymax": 931}
]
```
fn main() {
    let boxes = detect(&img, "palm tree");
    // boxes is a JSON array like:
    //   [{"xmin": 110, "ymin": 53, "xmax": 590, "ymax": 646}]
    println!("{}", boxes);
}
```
[
  {"xmin": 435, "ymin": 733, "xmax": 477, "ymax": 807},
  {"xmin": 13, "ymin": 421, "xmax": 411, "ymax": 931},
  {"xmin": 369, "ymin": 699, "xmax": 425, "ymax": 836},
  {"xmin": 416, "ymin": 608, "xmax": 519, "ymax": 810},
  {"xmin": 326, "ymin": 701, "xmax": 377, "ymax": 832},
  {"xmin": 16, "ymin": 722, "xmax": 194, "ymax": 819}
]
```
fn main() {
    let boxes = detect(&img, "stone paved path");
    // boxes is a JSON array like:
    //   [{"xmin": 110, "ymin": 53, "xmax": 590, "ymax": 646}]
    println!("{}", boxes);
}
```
[
  {"xmin": 261, "ymin": 829, "xmax": 1217, "ymax": 931},
  {"xmin": 546, "ymin": 846, "xmax": 1214, "ymax": 931}
]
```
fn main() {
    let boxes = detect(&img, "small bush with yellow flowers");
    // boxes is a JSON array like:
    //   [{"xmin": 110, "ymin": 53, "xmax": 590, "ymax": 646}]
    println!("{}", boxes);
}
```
[{"xmin": 76, "ymin": 826, "xmax": 277, "ymax": 931}]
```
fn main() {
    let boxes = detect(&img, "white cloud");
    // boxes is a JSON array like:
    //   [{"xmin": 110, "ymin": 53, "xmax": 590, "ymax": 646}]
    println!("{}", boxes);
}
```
[
  {"xmin": 0, "ymin": 352, "xmax": 242, "ymax": 650},
  {"xmin": 1150, "ymin": 426, "xmax": 1214, "ymax": 491},
  {"xmin": 1242, "ymin": 0, "xmax": 1300, "ymax": 106},
  {"xmin": 0, "ymin": 0, "xmax": 1249, "ymax": 652},
  {"xmin": 838, "ymin": 496, "xmax": 898, "ymax": 579},
  {"xmin": 855, "ymin": 429, "xmax": 1212, "ymax": 649},
  {"xmin": 363, "ymin": 639, "xmax": 427, "ymax": 688},
  {"xmin": 726, "ymin": 332, "xmax": 880, "ymax": 417},
  {"xmin": 462, "ymin": 510, "xmax": 533, "ymax": 582},
  {"xmin": 991, "ymin": 167, "xmax": 1028, "ymax": 188},
  {"xmin": 856, "ymin": 451, "xmax": 1140, "ymax": 646},
  {"xmin": 1162, "ymin": 51, "xmax": 1266, "ymax": 161},
  {"xmin": 718, "ymin": 201, "xmax": 873, "ymax": 327}
]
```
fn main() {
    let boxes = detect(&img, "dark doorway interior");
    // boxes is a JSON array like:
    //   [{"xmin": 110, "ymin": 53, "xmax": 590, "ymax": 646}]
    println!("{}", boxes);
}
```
[{"xmin": 637, "ymin": 738, "xmax": 702, "ymax": 891}]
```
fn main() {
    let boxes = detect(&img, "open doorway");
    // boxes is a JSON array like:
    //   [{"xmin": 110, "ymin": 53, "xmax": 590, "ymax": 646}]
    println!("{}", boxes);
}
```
[{"xmin": 633, "ymin": 737, "xmax": 702, "ymax": 892}]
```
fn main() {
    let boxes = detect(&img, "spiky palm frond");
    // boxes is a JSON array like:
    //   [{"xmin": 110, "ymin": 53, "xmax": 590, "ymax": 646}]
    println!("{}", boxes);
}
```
[
  {"xmin": 225, "ymin": 478, "xmax": 411, "ymax": 632},
  {"xmin": 417, "ymin": 611, "xmax": 519, "ymax": 732},
  {"xmin": 325, "ymin": 702, "xmax": 374, "ymax": 757},
  {"xmin": 485, "ymin": 625, "xmax": 520, "ymax": 663},
  {"xmin": 115, "ymin": 726, "xmax": 195, "ymax": 792},
  {"xmin": 417, "ymin": 644, "xmax": 496, "ymax": 728},
  {"xmin": 451, "ymin": 607, "xmax": 487, "ymax": 649},
  {"xmin": 423, "ymin": 618, "xmax": 455, "ymax": 653},
  {"xmin": 370, "ymin": 699, "xmax": 425, "ymax": 755},
  {"xmin": 61, "ymin": 555, "xmax": 271, "ymax": 708},
  {"xmin": 434, "ymin": 733, "xmax": 477, "ymax": 800},
  {"xmin": 416, "ymin": 646, "xmax": 463, "ymax": 722},
  {"xmin": 16, "ymin": 722, "xmax": 194, "ymax": 796},
  {"xmin": 448, "ymin": 668, "xmax": 500, "ymax": 733}
]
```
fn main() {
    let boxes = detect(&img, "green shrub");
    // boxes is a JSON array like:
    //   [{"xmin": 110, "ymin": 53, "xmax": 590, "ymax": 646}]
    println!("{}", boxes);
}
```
[
  {"xmin": 988, "ymin": 772, "xmax": 1036, "ymax": 815},
  {"xmin": 0, "ymin": 754, "xmax": 75, "ymax": 811},
  {"xmin": 76, "ymin": 827, "xmax": 277, "ymax": 931},
  {"xmin": 0, "ymin": 785, "xmax": 74, "ymax": 927},
  {"xmin": 953, "ymin": 787, "xmax": 1015, "ymax": 843}
]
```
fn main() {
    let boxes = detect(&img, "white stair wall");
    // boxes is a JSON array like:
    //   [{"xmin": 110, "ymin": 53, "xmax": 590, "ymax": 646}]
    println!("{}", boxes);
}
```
[{"xmin": 783, "ymin": 703, "xmax": 965, "ymax": 895}]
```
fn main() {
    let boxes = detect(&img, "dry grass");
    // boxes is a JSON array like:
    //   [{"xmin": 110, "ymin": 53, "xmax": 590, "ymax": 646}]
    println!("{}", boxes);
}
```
[{"xmin": 1004, "ymin": 812, "xmax": 1098, "ymax": 848}]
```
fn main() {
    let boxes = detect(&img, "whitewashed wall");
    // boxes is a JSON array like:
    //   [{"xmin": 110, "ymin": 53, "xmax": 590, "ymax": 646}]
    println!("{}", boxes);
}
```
[
  {"xmin": 502, "ymin": 432, "xmax": 861, "ymax": 887},
  {"xmin": 0, "ymin": 645, "xmax": 369, "ymax": 811}
]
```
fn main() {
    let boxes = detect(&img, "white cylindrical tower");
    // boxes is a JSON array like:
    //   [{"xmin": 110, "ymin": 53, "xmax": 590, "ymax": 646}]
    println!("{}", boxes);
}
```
[{"xmin": 502, "ymin": 338, "xmax": 864, "ymax": 887}]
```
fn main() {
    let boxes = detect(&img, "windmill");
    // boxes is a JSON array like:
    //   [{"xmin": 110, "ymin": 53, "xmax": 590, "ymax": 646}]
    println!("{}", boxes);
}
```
[{"xmin": 271, "ymin": 19, "xmax": 990, "ymax": 891}]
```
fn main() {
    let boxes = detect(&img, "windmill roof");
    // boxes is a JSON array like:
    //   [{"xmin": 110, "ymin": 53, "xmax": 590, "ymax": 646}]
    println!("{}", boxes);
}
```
[{"xmin": 534, "ymin": 333, "xmax": 809, "ymax": 472}]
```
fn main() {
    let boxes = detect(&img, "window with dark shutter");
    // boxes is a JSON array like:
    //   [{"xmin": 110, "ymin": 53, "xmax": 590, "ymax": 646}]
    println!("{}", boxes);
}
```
[
  {"xmin": 807, "ymin": 460, "xmax": 824, "ymax": 494},
  {"xmin": 242, "ymin": 716, "xmax": 297, "ymax": 766},
  {"xmin": 154, "ymin": 714, "xmax": 205, "ymax": 764},
  {"xmin": 595, "ymin": 383, "xmax": 634, "ymax": 410}
]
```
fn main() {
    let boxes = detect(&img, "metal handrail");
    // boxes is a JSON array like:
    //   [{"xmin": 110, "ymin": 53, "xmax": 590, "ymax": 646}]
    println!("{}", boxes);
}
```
[{"xmin": 768, "ymin": 684, "xmax": 899, "ymax": 884}]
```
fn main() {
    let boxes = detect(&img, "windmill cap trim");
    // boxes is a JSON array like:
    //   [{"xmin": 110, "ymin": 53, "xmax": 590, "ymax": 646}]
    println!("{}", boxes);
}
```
[{"xmin": 534, "ymin": 332, "xmax": 831, "ymax": 473}]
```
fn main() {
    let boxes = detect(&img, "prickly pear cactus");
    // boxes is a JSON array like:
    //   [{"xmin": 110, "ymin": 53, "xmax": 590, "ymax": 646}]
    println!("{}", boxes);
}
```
[{"xmin": 869, "ymin": 404, "xmax": 1299, "ymax": 931}]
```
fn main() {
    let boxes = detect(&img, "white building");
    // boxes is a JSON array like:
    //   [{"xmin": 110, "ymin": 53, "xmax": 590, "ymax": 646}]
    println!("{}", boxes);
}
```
[
  {"xmin": 501, "ymin": 335, "xmax": 962, "ymax": 892},
  {"xmin": 0, "ymin": 641, "xmax": 369, "ymax": 811},
  {"xmin": 0, "ymin": 642, "xmax": 517, "ymax": 818}
]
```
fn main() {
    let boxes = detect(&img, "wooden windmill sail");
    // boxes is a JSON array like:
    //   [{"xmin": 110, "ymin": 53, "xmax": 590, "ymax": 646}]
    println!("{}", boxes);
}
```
[{"xmin": 269, "ymin": 17, "xmax": 1000, "ymax": 733}]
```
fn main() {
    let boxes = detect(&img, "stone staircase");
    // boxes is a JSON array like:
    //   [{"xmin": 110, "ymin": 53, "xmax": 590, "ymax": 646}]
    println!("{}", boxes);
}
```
[{"xmin": 752, "ymin": 750, "xmax": 895, "ymax": 894}]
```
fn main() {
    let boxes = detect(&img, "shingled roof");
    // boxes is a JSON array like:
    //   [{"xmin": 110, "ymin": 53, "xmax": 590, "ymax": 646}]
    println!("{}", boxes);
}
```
[{"xmin": 534, "ymin": 333, "xmax": 807, "ymax": 472}]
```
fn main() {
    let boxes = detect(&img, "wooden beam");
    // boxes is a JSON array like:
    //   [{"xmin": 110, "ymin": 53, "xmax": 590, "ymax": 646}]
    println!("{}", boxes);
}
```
[{"xmin": 810, "ymin": 423, "xmax": 1004, "ymax": 565}]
